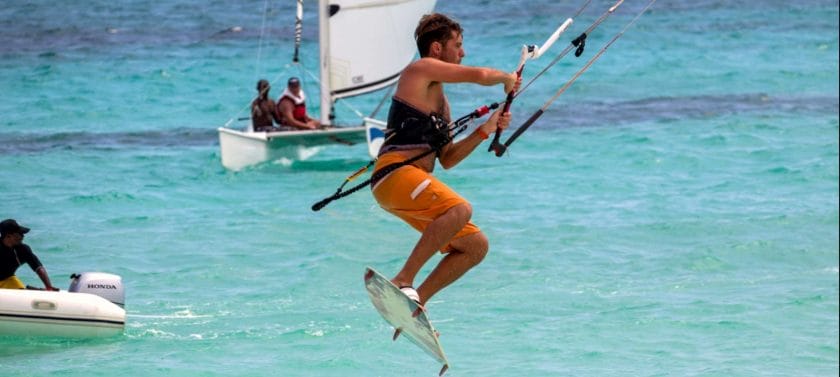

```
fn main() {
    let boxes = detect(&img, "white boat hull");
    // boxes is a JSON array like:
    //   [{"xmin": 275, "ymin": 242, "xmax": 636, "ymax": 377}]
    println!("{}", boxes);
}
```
[
  {"xmin": 218, "ymin": 121, "xmax": 386, "ymax": 170},
  {"xmin": 0, "ymin": 289, "xmax": 125, "ymax": 338},
  {"xmin": 218, "ymin": 125, "xmax": 368, "ymax": 170}
]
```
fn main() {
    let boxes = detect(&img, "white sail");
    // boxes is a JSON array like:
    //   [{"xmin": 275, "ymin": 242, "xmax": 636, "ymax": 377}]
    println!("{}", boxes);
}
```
[{"xmin": 322, "ymin": 0, "xmax": 436, "ymax": 102}]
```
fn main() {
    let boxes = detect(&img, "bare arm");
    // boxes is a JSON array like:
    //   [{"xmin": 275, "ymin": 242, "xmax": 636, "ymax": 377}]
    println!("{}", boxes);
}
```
[
  {"xmin": 395, "ymin": 59, "xmax": 517, "ymax": 110},
  {"xmin": 270, "ymin": 100, "xmax": 284, "ymax": 124},
  {"xmin": 35, "ymin": 266, "xmax": 58, "ymax": 291},
  {"xmin": 414, "ymin": 58, "xmax": 515, "ymax": 88},
  {"xmin": 438, "ymin": 73, "xmax": 520, "ymax": 169},
  {"xmin": 438, "ymin": 109, "xmax": 512, "ymax": 169},
  {"xmin": 251, "ymin": 100, "xmax": 262, "ymax": 117},
  {"xmin": 305, "ymin": 114, "xmax": 321, "ymax": 128},
  {"xmin": 278, "ymin": 100, "xmax": 315, "ymax": 130}
]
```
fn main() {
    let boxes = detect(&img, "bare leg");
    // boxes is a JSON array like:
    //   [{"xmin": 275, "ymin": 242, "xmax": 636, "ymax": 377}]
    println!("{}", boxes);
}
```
[
  {"xmin": 391, "ymin": 203, "xmax": 472, "ymax": 292},
  {"xmin": 415, "ymin": 231, "xmax": 488, "ymax": 304}
]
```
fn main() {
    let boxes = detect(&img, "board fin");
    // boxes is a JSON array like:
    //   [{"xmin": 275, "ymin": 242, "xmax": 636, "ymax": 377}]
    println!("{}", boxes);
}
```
[{"xmin": 364, "ymin": 267, "xmax": 449, "ymax": 373}]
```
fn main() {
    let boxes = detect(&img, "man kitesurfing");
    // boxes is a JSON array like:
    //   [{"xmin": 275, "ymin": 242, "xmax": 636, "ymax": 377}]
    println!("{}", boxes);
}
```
[
  {"xmin": 311, "ymin": 2, "xmax": 658, "ymax": 374},
  {"xmin": 370, "ymin": 13, "xmax": 519, "ymax": 307}
]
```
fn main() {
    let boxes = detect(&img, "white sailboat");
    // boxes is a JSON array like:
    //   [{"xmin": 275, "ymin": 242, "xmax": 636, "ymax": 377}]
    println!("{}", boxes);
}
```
[{"xmin": 218, "ymin": 0, "xmax": 436, "ymax": 171}]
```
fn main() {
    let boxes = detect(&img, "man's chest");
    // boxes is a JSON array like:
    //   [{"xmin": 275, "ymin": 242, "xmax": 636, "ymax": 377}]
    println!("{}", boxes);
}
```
[{"xmin": 0, "ymin": 246, "xmax": 20, "ymax": 266}]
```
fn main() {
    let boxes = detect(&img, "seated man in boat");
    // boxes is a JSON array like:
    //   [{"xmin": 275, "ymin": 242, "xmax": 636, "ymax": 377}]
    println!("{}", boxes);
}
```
[
  {"xmin": 0, "ymin": 219, "xmax": 59, "ymax": 291},
  {"xmin": 250, "ymin": 79, "xmax": 285, "ymax": 132},
  {"xmin": 276, "ymin": 77, "xmax": 321, "ymax": 130}
]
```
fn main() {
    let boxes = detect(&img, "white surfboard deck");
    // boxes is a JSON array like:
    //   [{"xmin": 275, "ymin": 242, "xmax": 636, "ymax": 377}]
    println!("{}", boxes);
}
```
[{"xmin": 364, "ymin": 267, "xmax": 449, "ymax": 376}]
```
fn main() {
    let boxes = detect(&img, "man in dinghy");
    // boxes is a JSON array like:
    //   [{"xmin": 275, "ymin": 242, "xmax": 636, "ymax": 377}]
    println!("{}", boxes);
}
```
[
  {"xmin": 276, "ymin": 77, "xmax": 321, "ymax": 130},
  {"xmin": 0, "ymin": 219, "xmax": 59, "ymax": 291},
  {"xmin": 251, "ymin": 79, "xmax": 285, "ymax": 132},
  {"xmin": 370, "ymin": 13, "xmax": 518, "ymax": 307}
]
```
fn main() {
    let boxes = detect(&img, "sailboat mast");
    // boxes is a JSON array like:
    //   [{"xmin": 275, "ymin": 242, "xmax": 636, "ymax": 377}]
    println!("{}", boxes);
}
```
[
  {"xmin": 293, "ymin": 0, "xmax": 303, "ymax": 63},
  {"xmin": 318, "ymin": 0, "xmax": 331, "ymax": 126}
]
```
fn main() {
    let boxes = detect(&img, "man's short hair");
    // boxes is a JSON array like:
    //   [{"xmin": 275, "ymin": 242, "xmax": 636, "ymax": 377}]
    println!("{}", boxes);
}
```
[
  {"xmin": 414, "ymin": 13, "xmax": 462, "ymax": 57},
  {"xmin": 257, "ymin": 79, "xmax": 270, "ymax": 91}
]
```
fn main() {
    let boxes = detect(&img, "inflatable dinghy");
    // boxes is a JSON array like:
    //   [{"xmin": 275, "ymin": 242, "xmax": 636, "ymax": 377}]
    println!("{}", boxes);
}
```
[{"xmin": 0, "ymin": 272, "xmax": 125, "ymax": 338}]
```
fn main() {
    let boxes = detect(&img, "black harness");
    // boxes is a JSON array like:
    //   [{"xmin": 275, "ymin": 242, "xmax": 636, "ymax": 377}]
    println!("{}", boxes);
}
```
[
  {"xmin": 311, "ymin": 101, "xmax": 499, "ymax": 212},
  {"xmin": 380, "ymin": 98, "xmax": 451, "ymax": 153}
]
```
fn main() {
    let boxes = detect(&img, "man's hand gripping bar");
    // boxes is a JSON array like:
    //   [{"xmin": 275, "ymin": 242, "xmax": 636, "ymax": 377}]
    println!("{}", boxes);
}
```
[{"xmin": 488, "ymin": 18, "xmax": 573, "ymax": 156}]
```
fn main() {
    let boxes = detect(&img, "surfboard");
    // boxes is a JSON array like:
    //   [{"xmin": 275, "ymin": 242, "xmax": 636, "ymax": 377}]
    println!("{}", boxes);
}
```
[{"xmin": 363, "ymin": 267, "xmax": 450, "ymax": 376}]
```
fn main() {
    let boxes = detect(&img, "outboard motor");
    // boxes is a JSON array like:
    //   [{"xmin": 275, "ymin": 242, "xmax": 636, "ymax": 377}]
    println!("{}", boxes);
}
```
[{"xmin": 68, "ymin": 272, "xmax": 125, "ymax": 308}]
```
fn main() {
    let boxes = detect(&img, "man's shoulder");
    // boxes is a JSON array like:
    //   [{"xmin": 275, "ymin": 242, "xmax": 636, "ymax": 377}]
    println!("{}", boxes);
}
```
[
  {"xmin": 278, "ymin": 97, "xmax": 295, "ymax": 106},
  {"xmin": 1, "ymin": 243, "xmax": 33, "ymax": 256},
  {"xmin": 408, "ymin": 57, "xmax": 459, "ymax": 70},
  {"xmin": 405, "ymin": 57, "xmax": 432, "ymax": 72},
  {"xmin": 253, "ymin": 98, "xmax": 275, "ymax": 106}
]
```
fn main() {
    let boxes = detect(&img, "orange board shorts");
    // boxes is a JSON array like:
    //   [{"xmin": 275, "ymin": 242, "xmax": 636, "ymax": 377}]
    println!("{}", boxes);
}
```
[{"xmin": 371, "ymin": 152, "xmax": 480, "ymax": 252}]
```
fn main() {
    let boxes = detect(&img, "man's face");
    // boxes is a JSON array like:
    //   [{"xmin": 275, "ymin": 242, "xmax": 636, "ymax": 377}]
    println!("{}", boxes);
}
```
[
  {"xmin": 439, "ymin": 31, "xmax": 464, "ymax": 64},
  {"xmin": 258, "ymin": 81, "xmax": 270, "ymax": 96},
  {"xmin": 289, "ymin": 83, "xmax": 301, "ymax": 95},
  {"xmin": 5, "ymin": 232, "xmax": 23, "ymax": 246}
]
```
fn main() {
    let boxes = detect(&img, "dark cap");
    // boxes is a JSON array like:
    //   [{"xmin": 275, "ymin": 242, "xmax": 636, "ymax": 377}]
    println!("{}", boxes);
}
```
[
  {"xmin": 287, "ymin": 77, "xmax": 301, "ymax": 86},
  {"xmin": 0, "ymin": 219, "xmax": 30, "ymax": 236}
]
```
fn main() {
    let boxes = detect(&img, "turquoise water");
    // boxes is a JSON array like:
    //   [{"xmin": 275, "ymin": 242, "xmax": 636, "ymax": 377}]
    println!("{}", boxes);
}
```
[{"xmin": 1, "ymin": 0, "xmax": 838, "ymax": 376}]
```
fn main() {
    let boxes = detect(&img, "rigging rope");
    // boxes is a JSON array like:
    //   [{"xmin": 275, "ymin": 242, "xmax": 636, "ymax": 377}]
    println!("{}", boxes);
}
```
[
  {"xmin": 488, "ymin": 0, "xmax": 594, "ymax": 156},
  {"xmin": 498, "ymin": 0, "xmax": 658, "ymax": 156},
  {"xmin": 254, "ymin": 0, "xmax": 271, "ymax": 79},
  {"xmin": 513, "ymin": 0, "xmax": 626, "ymax": 102}
]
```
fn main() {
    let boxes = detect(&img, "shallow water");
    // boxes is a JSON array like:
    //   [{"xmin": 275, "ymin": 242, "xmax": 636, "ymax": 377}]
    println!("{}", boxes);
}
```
[{"xmin": 1, "ymin": 0, "xmax": 838, "ymax": 376}]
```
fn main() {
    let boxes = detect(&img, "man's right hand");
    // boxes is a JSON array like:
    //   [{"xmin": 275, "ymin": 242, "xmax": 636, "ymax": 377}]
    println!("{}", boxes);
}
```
[{"xmin": 504, "ymin": 72, "xmax": 521, "ymax": 94}]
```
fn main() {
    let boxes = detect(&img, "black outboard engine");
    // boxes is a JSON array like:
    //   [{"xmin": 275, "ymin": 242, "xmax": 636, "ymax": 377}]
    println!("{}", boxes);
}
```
[{"xmin": 68, "ymin": 272, "xmax": 125, "ymax": 307}]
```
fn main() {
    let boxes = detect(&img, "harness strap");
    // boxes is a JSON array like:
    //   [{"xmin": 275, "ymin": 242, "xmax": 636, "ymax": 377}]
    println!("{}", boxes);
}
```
[{"xmin": 311, "ymin": 103, "xmax": 499, "ymax": 211}]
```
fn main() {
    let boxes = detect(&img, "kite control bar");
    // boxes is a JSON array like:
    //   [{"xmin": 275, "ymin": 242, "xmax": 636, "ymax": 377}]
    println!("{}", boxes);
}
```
[{"xmin": 488, "ymin": 18, "xmax": 574, "ymax": 156}]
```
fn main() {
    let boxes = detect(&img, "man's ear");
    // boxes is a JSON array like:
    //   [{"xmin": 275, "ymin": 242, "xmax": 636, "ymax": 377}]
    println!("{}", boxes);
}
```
[{"xmin": 430, "ymin": 41, "xmax": 442, "ymax": 57}]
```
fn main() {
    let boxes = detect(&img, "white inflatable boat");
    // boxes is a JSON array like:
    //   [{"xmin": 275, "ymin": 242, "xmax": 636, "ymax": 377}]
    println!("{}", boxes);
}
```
[{"xmin": 0, "ymin": 272, "xmax": 125, "ymax": 338}]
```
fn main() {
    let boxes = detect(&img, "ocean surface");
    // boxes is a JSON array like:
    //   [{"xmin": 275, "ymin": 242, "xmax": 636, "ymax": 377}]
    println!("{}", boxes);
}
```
[{"xmin": 1, "ymin": 0, "xmax": 838, "ymax": 376}]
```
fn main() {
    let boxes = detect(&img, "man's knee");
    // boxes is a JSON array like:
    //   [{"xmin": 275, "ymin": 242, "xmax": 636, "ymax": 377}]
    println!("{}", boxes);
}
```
[
  {"xmin": 470, "ymin": 232, "xmax": 489, "ymax": 264},
  {"xmin": 447, "ymin": 203, "xmax": 472, "ymax": 224},
  {"xmin": 453, "ymin": 231, "xmax": 488, "ymax": 265}
]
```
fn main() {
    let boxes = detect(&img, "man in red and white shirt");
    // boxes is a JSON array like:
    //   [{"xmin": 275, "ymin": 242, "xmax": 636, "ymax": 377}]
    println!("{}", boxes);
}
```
[{"xmin": 276, "ymin": 77, "xmax": 321, "ymax": 130}]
